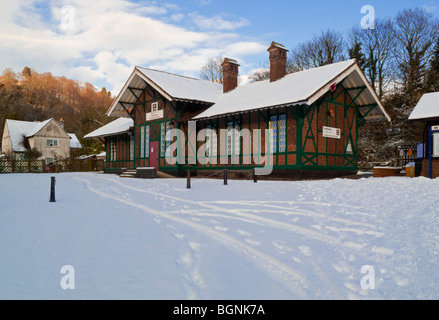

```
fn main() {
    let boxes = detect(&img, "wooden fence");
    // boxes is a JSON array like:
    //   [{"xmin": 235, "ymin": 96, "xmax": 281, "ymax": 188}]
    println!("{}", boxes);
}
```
[
  {"xmin": 396, "ymin": 145, "xmax": 417, "ymax": 167},
  {"xmin": 0, "ymin": 159, "xmax": 105, "ymax": 174}
]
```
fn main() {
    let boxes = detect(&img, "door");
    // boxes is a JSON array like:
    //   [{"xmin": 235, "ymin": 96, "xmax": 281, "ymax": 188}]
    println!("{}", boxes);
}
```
[{"xmin": 150, "ymin": 141, "xmax": 159, "ymax": 171}]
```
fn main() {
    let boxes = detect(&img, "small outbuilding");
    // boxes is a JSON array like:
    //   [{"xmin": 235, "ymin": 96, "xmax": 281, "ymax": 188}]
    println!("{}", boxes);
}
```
[{"xmin": 409, "ymin": 92, "xmax": 439, "ymax": 178}]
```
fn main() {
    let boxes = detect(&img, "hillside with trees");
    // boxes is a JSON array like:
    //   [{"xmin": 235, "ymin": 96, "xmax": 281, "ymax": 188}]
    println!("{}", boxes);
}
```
[{"xmin": 0, "ymin": 67, "xmax": 114, "ymax": 156}]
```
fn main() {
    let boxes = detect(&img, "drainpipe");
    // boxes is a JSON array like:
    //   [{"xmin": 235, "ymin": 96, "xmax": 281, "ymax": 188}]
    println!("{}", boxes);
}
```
[{"xmin": 429, "ymin": 125, "xmax": 432, "ymax": 179}]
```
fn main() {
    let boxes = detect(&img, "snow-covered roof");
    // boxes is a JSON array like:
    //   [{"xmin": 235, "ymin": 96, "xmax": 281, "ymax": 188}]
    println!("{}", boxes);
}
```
[
  {"xmin": 409, "ymin": 92, "xmax": 439, "ymax": 121},
  {"xmin": 84, "ymin": 117, "xmax": 134, "ymax": 139},
  {"xmin": 106, "ymin": 67, "xmax": 222, "ymax": 117},
  {"xmin": 68, "ymin": 133, "xmax": 82, "ymax": 148},
  {"xmin": 194, "ymin": 60, "xmax": 390, "ymax": 122},
  {"xmin": 5, "ymin": 119, "xmax": 54, "ymax": 152}
]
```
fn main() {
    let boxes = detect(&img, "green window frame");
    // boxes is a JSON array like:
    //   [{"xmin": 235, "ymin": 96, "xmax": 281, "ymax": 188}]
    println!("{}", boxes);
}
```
[
  {"xmin": 109, "ymin": 138, "xmax": 116, "ymax": 162},
  {"xmin": 269, "ymin": 114, "xmax": 287, "ymax": 153},
  {"xmin": 129, "ymin": 134, "xmax": 135, "ymax": 161},
  {"xmin": 161, "ymin": 121, "xmax": 171, "ymax": 157},
  {"xmin": 140, "ymin": 125, "xmax": 150, "ymax": 158}
]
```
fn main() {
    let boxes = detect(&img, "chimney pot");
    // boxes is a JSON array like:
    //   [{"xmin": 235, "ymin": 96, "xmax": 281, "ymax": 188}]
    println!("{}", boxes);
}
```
[
  {"xmin": 221, "ymin": 57, "xmax": 239, "ymax": 93},
  {"xmin": 267, "ymin": 41, "xmax": 289, "ymax": 82}
]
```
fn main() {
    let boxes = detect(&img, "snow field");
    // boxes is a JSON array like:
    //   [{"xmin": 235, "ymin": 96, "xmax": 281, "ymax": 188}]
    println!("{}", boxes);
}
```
[{"xmin": 0, "ymin": 172, "xmax": 438, "ymax": 299}]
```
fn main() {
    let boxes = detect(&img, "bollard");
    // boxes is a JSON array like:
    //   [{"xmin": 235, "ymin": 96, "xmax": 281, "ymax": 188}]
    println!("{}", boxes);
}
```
[
  {"xmin": 187, "ymin": 170, "xmax": 191, "ymax": 189},
  {"xmin": 49, "ymin": 176, "xmax": 56, "ymax": 202},
  {"xmin": 253, "ymin": 168, "xmax": 257, "ymax": 183},
  {"xmin": 224, "ymin": 169, "xmax": 228, "ymax": 185}
]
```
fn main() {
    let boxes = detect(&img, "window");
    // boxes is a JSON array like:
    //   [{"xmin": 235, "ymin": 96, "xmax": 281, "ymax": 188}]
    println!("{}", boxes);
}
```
[
  {"xmin": 269, "ymin": 116, "xmax": 278, "ymax": 153},
  {"xmin": 109, "ymin": 139, "xmax": 116, "ymax": 161},
  {"xmin": 145, "ymin": 126, "xmax": 150, "ymax": 158},
  {"xmin": 160, "ymin": 122, "xmax": 166, "ymax": 157},
  {"xmin": 234, "ymin": 123, "xmax": 240, "ymax": 156},
  {"xmin": 129, "ymin": 134, "xmax": 135, "ymax": 161},
  {"xmin": 140, "ymin": 126, "xmax": 150, "ymax": 158},
  {"xmin": 205, "ymin": 125, "xmax": 211, "ymax": 157},
  {"xmin": 165, "ymin": 122, "xmax": 172, "ymax": 157},
  {"xmin": 205, "ymin": 125, "xmax": 218, "ymax": 158},
  {"xmin": 226, "ymin": 122, "xmax": 241, "ymax": 157},
  {"xmin": 46, "ymin": 139, "xmax": 58, "ymax": 147},
  {"xmin": 269, "ymin": 114, "xmax": 287, "ymax": 153},
  {"xmin": 227, "ymin": 122, "xmax": 233, "ymax": 156},
  {"xmin": 151, "ymin": 102, "xmax": 159, "ymax": 112},
  {"xmin": 140, "ymin": 126, "xmax": 145, "ymax": 158},
  {"xmin": 346, "ymin": 138, "xmax": 353, "ymax": 155},
  {"xmin": 45, "ymin": 157, "xmax": 55, "ymax": 165},
  {"xmin": 161, "ymin": 121, "xmax": 171, "ymax": 157},
  {"xmin": 279, "ymin": 114, "xmax": 286, "ymax": 153}
]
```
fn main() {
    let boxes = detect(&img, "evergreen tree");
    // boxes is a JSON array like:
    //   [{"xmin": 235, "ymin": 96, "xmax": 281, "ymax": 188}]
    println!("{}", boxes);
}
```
[
  {"xmin": 348, "ymin": 41, "xmax": 367, "ymax": 72},
  {"xmin": 425, "ymin": 38, "xmax": 439, "ymax": 92}
]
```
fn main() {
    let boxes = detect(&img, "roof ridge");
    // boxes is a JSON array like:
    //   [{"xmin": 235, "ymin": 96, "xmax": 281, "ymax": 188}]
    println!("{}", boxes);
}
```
[{"xmin": 136, "ymin": 66, "xmax": 207, "ymax": 82}]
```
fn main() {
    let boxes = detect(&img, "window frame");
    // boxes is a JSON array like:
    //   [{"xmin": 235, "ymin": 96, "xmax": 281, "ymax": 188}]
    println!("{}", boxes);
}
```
[{"xmin": 46, "ymin": 139, "xmax": 58, "ymax": 147}]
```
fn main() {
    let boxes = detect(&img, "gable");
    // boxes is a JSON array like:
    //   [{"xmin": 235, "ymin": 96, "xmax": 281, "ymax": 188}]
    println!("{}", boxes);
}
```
[
  {"xmin": 106, "ymin": 67, "xmax": 222, "ymax": 117},
  {"xmin": 35, "ymin": 120, "xmax": 70, "ymax": 139}
]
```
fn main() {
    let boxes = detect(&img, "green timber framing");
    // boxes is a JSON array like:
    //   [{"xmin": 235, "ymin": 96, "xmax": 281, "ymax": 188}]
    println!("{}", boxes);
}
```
[
  {"xmin": 104, "ymin": 82, "xmax": 375, "ymax": 174},
  {"xmin": 185, "ymin": 83, "xmax": 368, "ymax": 173}
]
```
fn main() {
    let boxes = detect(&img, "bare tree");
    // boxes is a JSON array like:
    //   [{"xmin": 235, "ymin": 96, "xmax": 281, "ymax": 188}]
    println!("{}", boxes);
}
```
[
  {"xmin": 199, "ymin": 57, "xmax": 223, "ymax": 84},
  {"xmin": 350, "ymin": 18, "xmax": 396, "ymax": 99},
  {"xmin": 249, "ymin": 68, "xmax": 269, "ymax": 82},
  {"xmin": 290, "ymin": 29, "xmax": 345, "ymax": 70},
  {"xmin": 392, "ymin": 8, "xmax": 439, "ymax": 100},
  {"xmin": 248, "ymin": 55, "xmax": 303, "ymax": 83}
]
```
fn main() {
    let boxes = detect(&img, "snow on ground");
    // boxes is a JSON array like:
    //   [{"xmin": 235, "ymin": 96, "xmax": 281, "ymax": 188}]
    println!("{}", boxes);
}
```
[{"xmin": 0, "ymin": 172, "xmax": 438, "ymax": 300}]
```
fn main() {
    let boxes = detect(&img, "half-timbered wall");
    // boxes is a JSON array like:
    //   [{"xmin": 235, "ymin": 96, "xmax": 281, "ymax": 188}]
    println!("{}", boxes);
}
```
[{"xmin": 104, "ymin": 84, "xmax": 359, "ymax": 174}]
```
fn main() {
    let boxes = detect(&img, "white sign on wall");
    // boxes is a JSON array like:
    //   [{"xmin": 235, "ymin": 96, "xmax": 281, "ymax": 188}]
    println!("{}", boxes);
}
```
[
  {"xmin": 146, "ymin": 102, "xmax": 163, "ymax": 121},
  {"xmin": 322, "ymin": 126, "xmax": 341, "ymax": 139},
  {"xmin": 433, "ymin": 132, "xmax": 439, "ymax": 158}
]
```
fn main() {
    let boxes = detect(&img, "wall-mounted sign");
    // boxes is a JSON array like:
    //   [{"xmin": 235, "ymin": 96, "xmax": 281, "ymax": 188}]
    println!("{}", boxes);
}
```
[
  {"xmin": 434, "ymin": 132, "xmax": 439, "ymax": 158},
  {"xmin": 146, "ymin": 110, "xmax": 163, "ymax": 121},
  {"xmin": 146, "ymin": 102, "xmax": 163, "ymax": 121},
  {"xmin": 322, "ymin": 126, "xmax": 341, "ymax": 139},
  {"xmin": 416, "ymin": 143, "xmax": 425, "ymax": 159},
  {"xmin": 432, "ymin": 125, "xmax": 439, "ymax": 131}
]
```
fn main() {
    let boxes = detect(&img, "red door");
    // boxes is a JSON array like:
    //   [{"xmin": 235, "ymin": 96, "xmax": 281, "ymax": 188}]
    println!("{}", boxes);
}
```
[{"xmin": 150, "ymin": 141, "xmax": 159, "ymax": 171}]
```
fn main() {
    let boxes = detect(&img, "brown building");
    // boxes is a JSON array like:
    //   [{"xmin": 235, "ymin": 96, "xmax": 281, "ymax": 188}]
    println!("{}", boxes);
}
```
[{"xmin": 85, "ymin": 42, "xmax": 391, "ymax": 178}]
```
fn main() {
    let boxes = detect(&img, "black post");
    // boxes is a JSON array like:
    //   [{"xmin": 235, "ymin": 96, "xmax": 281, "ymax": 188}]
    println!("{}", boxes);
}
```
[
  {"xmin": 49, "ymin": 176, "xmax": 56, "ymax": 202},
  {"xmin": 224, "ymin": 169, "xmax": 228, "ymax": 185},
  {"xmin": 187, "ymin": 170, "xmax": 191, "ymax": 189},
  {"xmin": 253, "ymin": 168, "xmax": 257, "ymax": 183}
]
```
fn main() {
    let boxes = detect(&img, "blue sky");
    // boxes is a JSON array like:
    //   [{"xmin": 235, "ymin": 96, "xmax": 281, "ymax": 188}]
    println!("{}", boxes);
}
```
[{"xmin": 0, "ymin": 0, "xmax": 438, "ymax": 94}]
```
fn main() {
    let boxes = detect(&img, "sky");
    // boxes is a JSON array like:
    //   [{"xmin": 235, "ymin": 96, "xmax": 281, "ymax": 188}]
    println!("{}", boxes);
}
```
[{"xmin": 1, "ymin": 0, "xmax": 438, "ymax": 95}]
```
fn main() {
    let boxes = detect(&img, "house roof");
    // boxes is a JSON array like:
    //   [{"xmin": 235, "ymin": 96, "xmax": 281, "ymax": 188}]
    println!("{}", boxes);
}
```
[
  {"xmin": 68, "ymin": 133, "xmax": 82, "ymax": 148},
  {"xmin": 5, "ymin": 119, "xmax": 60, "ymax": 152},
  {"xmin": 106, "ymin": 67, "xmax": 222, "ymax": 117},
  {"xmin": 84, "ymin": 117, "xmax": 134, "ymax": 139},
  {"xmin": 194, "ymin": 59, "xmax": 391, "ymax": 122},
  {"xmin": 5, "ymin": 119, "xmax": 80, "ymax": 152},
  {"xmin": 408, "ymin": 92, "xmax": 439, "ymax": 121}
]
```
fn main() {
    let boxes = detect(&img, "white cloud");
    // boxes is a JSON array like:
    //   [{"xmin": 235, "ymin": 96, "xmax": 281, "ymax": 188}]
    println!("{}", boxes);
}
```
[
  {"xmin": 0, "ymin": 0, "xmax": 265, "ymax": 94},
  {"xmin": 422, "ymin": 5, "xmax": 437, "ymax": 13},
  {"xmin": 190, "ymin": 13, "xmax": 250, "ymax": 31}
]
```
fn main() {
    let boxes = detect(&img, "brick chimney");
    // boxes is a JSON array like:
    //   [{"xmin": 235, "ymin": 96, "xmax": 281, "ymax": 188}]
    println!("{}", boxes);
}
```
[
  {"xmin": 58, "ymin": 118, "xmax": 65, "ymax": 130},
  {"xmin": 221, "ymin": 57, "xmax": 239, "ymax": 93},
  {"xmin": 267, "ymin": 41, "xmax": 289, "ymax": 82}
]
